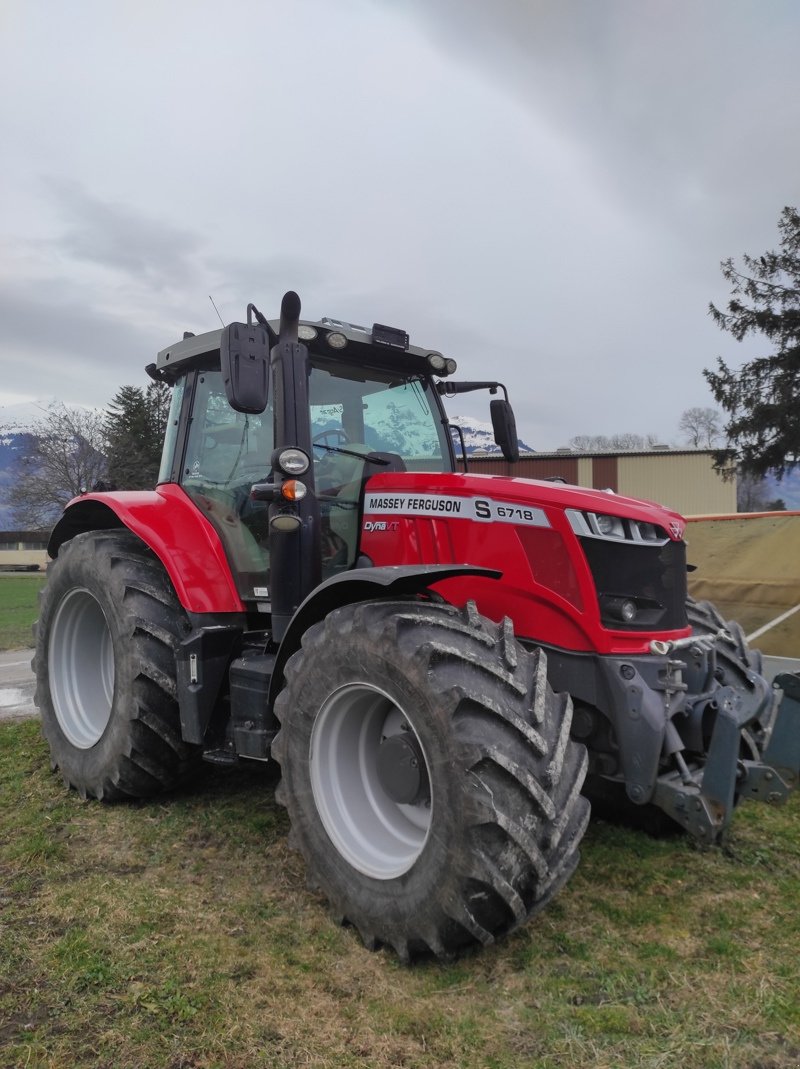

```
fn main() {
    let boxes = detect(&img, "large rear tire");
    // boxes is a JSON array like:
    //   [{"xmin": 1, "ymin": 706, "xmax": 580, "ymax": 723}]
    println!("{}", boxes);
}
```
[
  {"xmin": 34, "ymin": 530, "xmax": 199, "ymax": 801},
  {"xmin": 271, "ymin": 599, "xmax": 589, "ymax": 961}
]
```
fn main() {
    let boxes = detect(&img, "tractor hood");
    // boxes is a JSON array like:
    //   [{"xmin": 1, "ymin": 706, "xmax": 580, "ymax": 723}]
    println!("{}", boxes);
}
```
[{"xmin": 363, "ymin": 470, "xmax": 687, "ymax": 541}]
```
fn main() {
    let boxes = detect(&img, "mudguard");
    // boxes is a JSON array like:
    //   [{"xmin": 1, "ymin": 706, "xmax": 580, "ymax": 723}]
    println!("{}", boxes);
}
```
[
  {"xmin": 47, "ymin": 486, "xmax": 246, "ymax": 615},
  {"xmin": 268, "ymin": 564, "xmax": 501, "ymax": 707}
]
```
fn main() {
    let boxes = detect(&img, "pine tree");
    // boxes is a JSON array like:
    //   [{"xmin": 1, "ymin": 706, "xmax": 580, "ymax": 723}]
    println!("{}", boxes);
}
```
[
  {"xmin": 705, "ymin": 206, "xmax": 800, "ymax": 478},
  {"xmin": 104, "ymin": 381, "xmax": 170, "ymax": 489}
]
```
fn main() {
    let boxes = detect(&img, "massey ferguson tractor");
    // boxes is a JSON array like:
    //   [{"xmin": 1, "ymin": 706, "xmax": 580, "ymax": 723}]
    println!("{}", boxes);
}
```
[{"xmin": 34, "ymin": 291, "xmax": 800, "ymax": 962}]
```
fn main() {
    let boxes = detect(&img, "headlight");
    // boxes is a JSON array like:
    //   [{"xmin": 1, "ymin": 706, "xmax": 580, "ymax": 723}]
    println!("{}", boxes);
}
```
[
  {"xmin": 592, "ymin": 513, "xmax": 625, "ymax": 539},
  {"xmin": 275, "ymin": 448, "xmax": 310, "ymax": 476},
  {"xmin": 633, "ymin": 521, "xmax": 660, "ymax": 542}
]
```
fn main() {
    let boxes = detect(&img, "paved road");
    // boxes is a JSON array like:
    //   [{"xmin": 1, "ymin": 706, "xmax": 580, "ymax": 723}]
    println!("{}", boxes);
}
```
[{"xmin": 0, "ymin": 647, "xmax": 36, "ymax": 721}]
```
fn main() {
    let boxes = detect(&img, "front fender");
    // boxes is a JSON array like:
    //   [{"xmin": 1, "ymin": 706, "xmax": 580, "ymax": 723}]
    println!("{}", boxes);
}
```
[
  {"xmin": 47, "ymin": 485, "xmax": 246, "ymax": 614},
  {"xmin": 268, "ymin": 564, "xmax": 501, "ymax": 707}
]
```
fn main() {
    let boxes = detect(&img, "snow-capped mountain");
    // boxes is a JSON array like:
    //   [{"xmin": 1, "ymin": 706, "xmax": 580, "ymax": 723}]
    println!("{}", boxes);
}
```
[
  {"xmin": 447, "ymin": 416, "xmax": 535, "ymax": 456},
  {"xmin": 0, "ymin": 431, "xmax": 36, "ymax": 528},
  {"xmin": 0, "ymin": 400, "xmax": 83, "ymax": 527}
]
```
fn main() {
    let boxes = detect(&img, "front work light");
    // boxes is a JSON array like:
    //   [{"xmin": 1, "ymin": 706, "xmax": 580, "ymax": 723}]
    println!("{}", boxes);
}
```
[
  {"xmin": 600, "ymin": 595, "xmax": 639, "ymax": 624},
  {"xmin": 275, "ymin": 447, "xmax": 310, "ymax": 476}
]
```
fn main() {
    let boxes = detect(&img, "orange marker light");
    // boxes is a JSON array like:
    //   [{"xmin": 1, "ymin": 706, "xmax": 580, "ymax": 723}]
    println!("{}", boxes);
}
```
[{"xmin": 281, "ymin": 480, "xmax": 307, "ymax": 502}]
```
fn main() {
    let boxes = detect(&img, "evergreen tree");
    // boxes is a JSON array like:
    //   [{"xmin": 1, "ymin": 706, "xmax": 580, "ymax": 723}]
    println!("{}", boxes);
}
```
[
  {"xmin": 705, "ymin": 206, "xmax": 800, "ymax": 478},
  {"xmin": 104, "ymin": 381, "xmax": 171, "ymax": 489}
]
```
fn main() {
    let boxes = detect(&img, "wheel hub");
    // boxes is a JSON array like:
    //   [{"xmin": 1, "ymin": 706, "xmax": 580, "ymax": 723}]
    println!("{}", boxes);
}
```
[{"xmin": 376, "ymin": 731, "xmax": 430, "ymax": 806}]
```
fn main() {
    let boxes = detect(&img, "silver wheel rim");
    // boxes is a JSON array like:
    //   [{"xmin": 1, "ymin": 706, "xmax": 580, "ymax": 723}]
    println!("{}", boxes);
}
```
[
  {"xmin": 48, "ymin": 588, "xmax": 115, "ymax": 749},
  {"xmin": 309, "ymin": 683, "xmax": 433, "ymax": 880}
]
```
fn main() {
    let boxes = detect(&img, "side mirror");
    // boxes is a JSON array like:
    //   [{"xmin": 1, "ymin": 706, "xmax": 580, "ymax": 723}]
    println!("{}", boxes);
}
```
[
  {"xmin": 490, "ymin": 399, "xmax": 520, "ymax": 463},
  {"xmin": 221, "ymin": 322, "xmax": 270, "ymax": 413}
]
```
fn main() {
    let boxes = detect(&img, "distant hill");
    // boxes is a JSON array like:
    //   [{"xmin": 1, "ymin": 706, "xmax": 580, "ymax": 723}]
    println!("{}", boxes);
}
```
[
  {"xmin": 0, "ymin": 401, "xmax": 63, "ymax": 529},
  {"xmin": 764, "ymin": 469, "xmax": 800, "ymax": 510},
  {"xmin": 0, "ymin": 432, "xmax": 35, "ymax": 528}
]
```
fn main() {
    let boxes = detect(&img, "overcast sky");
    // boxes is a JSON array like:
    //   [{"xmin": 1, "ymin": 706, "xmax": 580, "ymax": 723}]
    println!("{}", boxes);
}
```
[{"xmin": 1, "ymin": 0, "xmax": 798, "ymax": 450}]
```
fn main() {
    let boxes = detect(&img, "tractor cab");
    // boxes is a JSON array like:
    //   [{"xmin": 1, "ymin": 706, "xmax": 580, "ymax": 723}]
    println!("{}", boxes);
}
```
[{"xmin": 151, "ymin": 303, "xmax": 471, "ymax": 613}]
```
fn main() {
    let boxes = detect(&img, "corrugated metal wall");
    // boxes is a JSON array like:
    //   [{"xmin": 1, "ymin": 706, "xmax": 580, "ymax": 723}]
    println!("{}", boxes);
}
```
[
  {"xmin": 464, "ymin": 451, "xmax": 736, "ymax": 516},
  {"xmin": 467, "ymin": 456, "xmax": 578, "ymax": 480},
  {"xmin": 591, "ymin": 456, "xmax": 618, "ymax": 492},
  {"xmin": 617, "ymin": 453, "xmax": 735, "ymax": 514}
]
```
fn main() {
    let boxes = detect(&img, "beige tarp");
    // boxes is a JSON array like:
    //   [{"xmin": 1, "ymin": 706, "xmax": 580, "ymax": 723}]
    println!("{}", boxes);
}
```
[{"xmin": 685, "ymin": 514, "xmax": 800, "ymax": 656}]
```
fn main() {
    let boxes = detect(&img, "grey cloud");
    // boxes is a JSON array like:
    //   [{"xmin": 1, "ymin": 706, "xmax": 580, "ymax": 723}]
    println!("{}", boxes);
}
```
[
  {"xmin": 0, "ymin": 282, "xmax": 162, "ymax": 404},
  {"xmin": 395, "ymin": 0, "xmax": 800, "ymax": 239},
  {"xmin": 44, "ymin": 178, "xmax": 203, "ymax": 285},
  {"xmin": 208, "ymin": 255, "xmax": 330, "ymax": 318}
]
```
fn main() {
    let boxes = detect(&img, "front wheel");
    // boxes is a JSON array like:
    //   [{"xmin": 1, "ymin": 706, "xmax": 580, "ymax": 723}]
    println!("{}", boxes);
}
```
[
  {"xmin": 34, "ymin": 530, "xmax": 199, "ymax": 801},
  {"xmin": 271, "ymin": 599, "xmax": 589, "ymax": 961}
]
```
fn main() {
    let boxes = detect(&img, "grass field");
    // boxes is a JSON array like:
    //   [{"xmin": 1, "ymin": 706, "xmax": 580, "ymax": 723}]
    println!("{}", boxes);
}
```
[
  {"xmin": 0, "ymin": 573, "xmax": 45, "ymax": 651},
  {"xmin": 2, "ymin": 717, "xmax": 799, "ymax": 1069}
]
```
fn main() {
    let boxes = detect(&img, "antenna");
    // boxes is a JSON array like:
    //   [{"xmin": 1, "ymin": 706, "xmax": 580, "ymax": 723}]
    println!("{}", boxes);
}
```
[{"xmin": 209, "ymin": 295, "xmax": 225, "ymax": 327}]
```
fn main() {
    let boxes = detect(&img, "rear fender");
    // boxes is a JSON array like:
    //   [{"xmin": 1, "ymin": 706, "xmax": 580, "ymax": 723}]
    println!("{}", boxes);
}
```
[
  {"xmin": 268, "ymin": 564, "xmax": 501, "ymax": 707},
  {"xmin": 47, "ymin": 488, "xmax": 246, "ymax": 614}
]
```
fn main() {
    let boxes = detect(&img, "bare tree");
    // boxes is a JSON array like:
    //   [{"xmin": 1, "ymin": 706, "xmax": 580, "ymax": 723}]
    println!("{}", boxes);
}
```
[
  {"xmin": 8, "ymin": 403, "xmax": 107, "ymax": 528},
  {"xmin": 567, "ymin": 433, "xmax": 659, "ymax": 453},
  {"xmin": 679, "ymin": 407, "xmax": 722, "ymax": 448}
]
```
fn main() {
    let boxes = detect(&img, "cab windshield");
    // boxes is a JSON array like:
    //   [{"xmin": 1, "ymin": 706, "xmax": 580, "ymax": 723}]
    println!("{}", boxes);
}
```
[{"xmin": 308, "ymin": 359, "xmax": 451, "ymax": 470}]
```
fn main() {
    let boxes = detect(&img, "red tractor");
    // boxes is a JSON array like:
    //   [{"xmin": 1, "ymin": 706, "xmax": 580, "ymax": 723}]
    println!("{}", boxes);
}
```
[{"xmin": 35, "ymin": 292, "xmax": 800, "ymax": 961}]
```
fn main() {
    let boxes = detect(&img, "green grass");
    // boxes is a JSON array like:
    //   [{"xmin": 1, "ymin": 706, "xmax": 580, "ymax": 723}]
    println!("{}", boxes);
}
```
[
  {"xmin": 2, "ymin": 717, "xmax": 800, "ymax": 1068},
  {"xmin": 0, "ymin": 573, "xmax": 45, "ymax": 650}
]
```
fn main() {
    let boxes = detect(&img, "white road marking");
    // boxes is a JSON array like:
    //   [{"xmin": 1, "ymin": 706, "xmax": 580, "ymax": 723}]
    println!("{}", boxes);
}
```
[{"xmin": 747, "ymin": 603, "xmax": 800, "ymax": 643}]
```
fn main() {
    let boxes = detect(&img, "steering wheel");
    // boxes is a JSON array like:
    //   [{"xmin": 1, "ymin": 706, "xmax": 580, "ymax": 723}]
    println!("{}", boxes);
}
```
[{"xmin": 313, "ymin": 428, "xmax": 349, "ymax": 449}]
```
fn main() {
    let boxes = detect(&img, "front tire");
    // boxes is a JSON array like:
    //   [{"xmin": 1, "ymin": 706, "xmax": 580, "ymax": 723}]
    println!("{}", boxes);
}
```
[
  {"xmin": 34, "ymin": 530, "xmax": 199, "ymax": 801},
  {"xmin": 272, "ymin": 599, "xmax": 589, "ymax": 961}
]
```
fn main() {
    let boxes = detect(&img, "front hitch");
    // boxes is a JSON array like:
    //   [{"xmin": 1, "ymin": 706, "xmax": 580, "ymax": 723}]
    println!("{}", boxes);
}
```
[
  {"xmin": 738, "ymin": 671, "xmax": 800, "ymax": 803},
  {"xmin": 654, "ymin": 671, "xmax": 800, "ymax": 842}
]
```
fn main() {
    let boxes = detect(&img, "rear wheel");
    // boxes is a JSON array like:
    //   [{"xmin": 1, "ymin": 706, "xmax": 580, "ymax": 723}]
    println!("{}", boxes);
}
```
[
  {"xmin": 34, "ymin": 530, "xmax": 199, "ymax": 800},
  {"xmin": 272, "ymin": 599, "xmax": 589, "ymax": 961}
]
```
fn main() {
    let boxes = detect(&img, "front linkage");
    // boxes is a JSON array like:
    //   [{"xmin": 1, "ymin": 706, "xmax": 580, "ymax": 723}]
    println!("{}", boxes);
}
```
[
  {"xmin": 652, "ymin": 636, "xmax": 800, "ymax": 842},
  {"xmin": 552, "ymin": 630, "xmax": 800, "ymax": 844}
]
